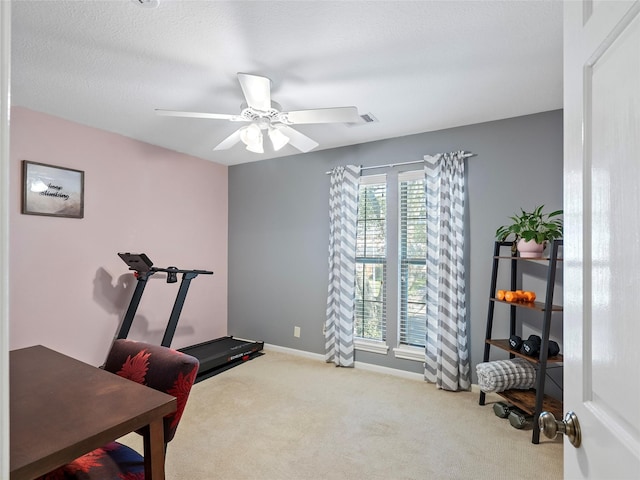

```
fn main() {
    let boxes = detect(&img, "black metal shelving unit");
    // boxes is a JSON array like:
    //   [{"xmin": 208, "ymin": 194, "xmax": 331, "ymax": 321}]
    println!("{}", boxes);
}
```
[{"xmin": 478, "ymin": 239, "xmax": 563, "ymax": 444}]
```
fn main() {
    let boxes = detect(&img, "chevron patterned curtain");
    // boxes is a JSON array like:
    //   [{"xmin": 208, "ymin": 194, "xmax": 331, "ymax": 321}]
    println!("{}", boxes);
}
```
[
  {"xmin": 325, "ymin": 165, "xmax": 361, "ymax": 367},
  {"xmin": 424, "ymin": 152, "xmax": 471, "ymax": 391}
]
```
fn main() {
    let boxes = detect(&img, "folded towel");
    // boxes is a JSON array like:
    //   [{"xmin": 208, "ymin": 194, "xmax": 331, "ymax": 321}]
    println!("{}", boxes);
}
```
[{"xmin": 476, "ymin": 358, "xmax": 536, "ymax": 393}]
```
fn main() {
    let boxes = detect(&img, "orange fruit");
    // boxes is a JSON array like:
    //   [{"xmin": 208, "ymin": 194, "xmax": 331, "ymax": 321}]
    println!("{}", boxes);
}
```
[
  {"xmin": 496, "ymin": 290, "xmax": 506, "ymax": 300},
  {"xmin": 504, "ymin": 291, "xmax": 516, "ymax": 302},
  {"xmin": 523, "ymin": 291, "xmax": 537, "ymax": 302}
]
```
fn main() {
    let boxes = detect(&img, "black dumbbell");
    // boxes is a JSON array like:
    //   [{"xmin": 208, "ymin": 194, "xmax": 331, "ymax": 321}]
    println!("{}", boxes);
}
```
[
  {"xmin": 522, "ymin": 336, "xmax": 560, "ymax": 357},
  {"xmin": 508, "ymin": 409, "xmax": 532, "ymax": 429},
  {"xmin": 521, "ymin": 334, "xmax": 541, "ymax": 356},
  {"xmin": 493, "ymin": 401, "xmax": 513, "ymax": 418},
  {"xmin": 508, "ymin": 335, "xmax": 522, "ymax": 350}
]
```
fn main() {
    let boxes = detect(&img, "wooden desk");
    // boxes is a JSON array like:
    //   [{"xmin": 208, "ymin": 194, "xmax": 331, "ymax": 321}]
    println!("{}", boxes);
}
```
[{"xmin": 10, "ymin": 345, "xmax": 177, "ymax": 480}]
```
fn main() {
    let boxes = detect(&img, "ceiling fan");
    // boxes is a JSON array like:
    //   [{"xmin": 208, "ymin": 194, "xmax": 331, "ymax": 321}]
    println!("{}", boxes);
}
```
[{"xmin": 155, "ymin": 73, "xmax": 364, "ymax": 154}]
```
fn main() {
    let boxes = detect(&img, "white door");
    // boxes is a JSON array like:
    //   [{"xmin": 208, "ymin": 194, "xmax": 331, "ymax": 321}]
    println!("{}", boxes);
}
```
[
  {"xmin": 563, "ymin": 1, "xmax": 640, "ymax": 478},
  {"xmin": 0, "ymin": 2, "xmax": 10, "ymax": 479}
]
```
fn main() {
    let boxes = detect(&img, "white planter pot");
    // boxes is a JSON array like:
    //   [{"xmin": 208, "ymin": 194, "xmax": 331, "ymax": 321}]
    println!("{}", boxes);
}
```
[{"xmin": 517, "ymin": 239, "xmax": 545, "ymax": 258}]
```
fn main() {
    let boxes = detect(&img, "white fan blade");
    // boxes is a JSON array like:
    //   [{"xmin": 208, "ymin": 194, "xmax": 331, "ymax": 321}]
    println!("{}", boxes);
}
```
[
  {"xmin": 278, "ymin": 125, "xmax": 319, "ymax": 153},
  {"xmin": 155, "ymin": 109, "xmax": 240, "ymax": 120},
  {"xmin": 213, "ymin": 129, "xmax": 242, "ymax": 151},
  {"xmin": 237, "ymin": 73, "xmax": 272, "ymax": 112},
  {"xmin": 284, "ymin": 106, "xmax": 363, "ymax": 124}
]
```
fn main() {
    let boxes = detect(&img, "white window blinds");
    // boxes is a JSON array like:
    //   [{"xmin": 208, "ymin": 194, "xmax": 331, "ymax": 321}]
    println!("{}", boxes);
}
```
[
  {"xmin": 355, "ymin": 174, "xmax": 387, "ymax": 342},
  {"xmin": 398, "ymin": 170, "xmax": 426, "ymax": 347}
]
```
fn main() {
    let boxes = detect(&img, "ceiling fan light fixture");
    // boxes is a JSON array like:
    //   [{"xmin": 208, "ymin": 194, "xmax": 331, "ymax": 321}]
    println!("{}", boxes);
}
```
[
  {"xmin": 240, "ymin": 124, "xmax": 264, "ymax": 153},
  {"xmin": 245, "ymin": 142, "xmax": 264, "ymax": 154},
  {"xmin": 268, "ymin": 126, "xmax": 290, "ymax": 151}
]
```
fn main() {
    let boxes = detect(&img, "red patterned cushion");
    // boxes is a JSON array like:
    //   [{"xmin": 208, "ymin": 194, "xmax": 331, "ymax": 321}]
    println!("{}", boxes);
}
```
[
  {"xmin": 103, "ymin": 339, "xmax": 199, "ymax": 442},
  {"xmin": 38, "ymin": 442, "xmax": 144, "ymax": 479}
]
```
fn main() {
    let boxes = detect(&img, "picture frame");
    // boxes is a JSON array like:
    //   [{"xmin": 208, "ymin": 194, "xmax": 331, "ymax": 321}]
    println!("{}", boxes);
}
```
[{"xmin": 22, "ymin": 160, "xmax": 84, "ymax": 218}]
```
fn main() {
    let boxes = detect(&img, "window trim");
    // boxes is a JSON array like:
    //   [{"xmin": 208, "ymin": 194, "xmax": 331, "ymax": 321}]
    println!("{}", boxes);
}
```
[
  {"xmin": 360, "ymin": 173, "xmax": 387, "ymax": 186},
  {"xmin": 393, "ymin": 345, "xmax": 425, "ymax": 362},
  {"xmin": 355, "ymin": 339, "xmax": 390, "ymax": 355},
  {"xmin": 397, "ymin": 170, "xmax": 424, "ymax": 182}
]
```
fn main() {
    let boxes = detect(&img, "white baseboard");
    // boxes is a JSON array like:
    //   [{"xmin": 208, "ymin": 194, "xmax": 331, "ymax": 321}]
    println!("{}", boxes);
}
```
[
  {"xmin": 263, "ymin": 343, "xmax": 325, "ymax": 361},
  {"xmin": 353, "ymin": 360, "xmax": 425, "ymax": 382},
  {"xmin": 263, "ymin": 343, "xmax": 425, "ymax": 382}
]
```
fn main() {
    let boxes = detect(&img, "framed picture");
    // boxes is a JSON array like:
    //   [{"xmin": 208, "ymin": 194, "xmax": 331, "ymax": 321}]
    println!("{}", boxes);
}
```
[{"xmin": 22, "ymin": 160, "xmax": 84, "ymax": 218}]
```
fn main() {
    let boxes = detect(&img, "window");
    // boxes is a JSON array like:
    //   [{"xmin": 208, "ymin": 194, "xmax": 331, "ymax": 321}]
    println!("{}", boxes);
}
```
[
  {"xmin": 398, "ymin": 171, "xmax": 427, "ymax": 348},
  {"xmin": 354, "ymin": 169, "xmax": 426, "ymax": 360},
  {"xmin": 355, "ymin": 175, "xmax": 387, "ymax": 347}
]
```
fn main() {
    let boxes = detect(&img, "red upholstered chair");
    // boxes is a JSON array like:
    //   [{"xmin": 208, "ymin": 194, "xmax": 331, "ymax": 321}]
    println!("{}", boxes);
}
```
[{"xmin": 39, "ymin": 339, "xmax": 199, "ymax": 480}]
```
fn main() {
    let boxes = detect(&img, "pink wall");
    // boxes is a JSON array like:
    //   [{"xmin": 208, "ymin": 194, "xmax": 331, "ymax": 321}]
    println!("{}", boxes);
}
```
[{"xmin": 9, "ymin": 107, "xmax": 228, "ymax": 366}]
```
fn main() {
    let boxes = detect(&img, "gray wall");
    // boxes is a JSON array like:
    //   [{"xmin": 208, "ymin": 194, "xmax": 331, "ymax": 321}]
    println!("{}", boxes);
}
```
[{"xmin": 228, "ymin": 110, "xmax": 563, "ymax": 386}]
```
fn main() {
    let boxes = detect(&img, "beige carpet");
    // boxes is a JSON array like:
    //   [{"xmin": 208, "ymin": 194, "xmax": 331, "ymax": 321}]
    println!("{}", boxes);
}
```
[{"xmin": 120, "ymin": 350, "xmax": 562, "ymax": 480}]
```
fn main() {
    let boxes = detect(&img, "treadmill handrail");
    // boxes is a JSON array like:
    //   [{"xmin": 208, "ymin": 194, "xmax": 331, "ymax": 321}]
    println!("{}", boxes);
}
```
[
  {"xmin": 152, "ymin": 267, "xmax": 213, "ymax": 275},
  {"xmin": 115, "ymin": 253, "xmax": 214, "ymax": 347}
]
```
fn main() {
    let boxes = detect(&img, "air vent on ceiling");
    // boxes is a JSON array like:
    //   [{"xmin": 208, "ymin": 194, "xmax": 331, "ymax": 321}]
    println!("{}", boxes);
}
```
[
  {"xmin": 347, "ymin": 112, "xmax": 378, "ymax": 127},
  {"xmin": 131, "ymin": 0, "xmax": 160, "ymax": 8},
  {"xmin": 360, "ymin": 113, "xmax": 378, "ymax": 123}
]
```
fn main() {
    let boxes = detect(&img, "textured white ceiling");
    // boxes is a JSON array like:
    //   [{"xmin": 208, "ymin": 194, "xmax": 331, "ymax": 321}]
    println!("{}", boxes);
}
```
[{"xmin": 11, "ymin": 0, "xmax": 563, "ymax": 166}]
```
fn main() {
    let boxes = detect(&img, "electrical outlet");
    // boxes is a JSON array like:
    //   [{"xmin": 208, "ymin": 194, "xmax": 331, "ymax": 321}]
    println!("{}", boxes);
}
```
[{"xmin": 294, "ymin": 326, "xmax": 301, "ymax": 338}]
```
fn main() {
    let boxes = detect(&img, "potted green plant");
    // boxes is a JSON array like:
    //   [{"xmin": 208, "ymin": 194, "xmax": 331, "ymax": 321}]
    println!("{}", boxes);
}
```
[{"xmin": 495, "ymin": 205, "xmax": 563, "ymax": 257}]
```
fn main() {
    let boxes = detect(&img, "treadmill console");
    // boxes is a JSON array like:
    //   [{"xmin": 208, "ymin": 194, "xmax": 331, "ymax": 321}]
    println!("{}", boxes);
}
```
[{"xmin": 118, "ymin": 252, "xmax": 154, "ymax": 273}]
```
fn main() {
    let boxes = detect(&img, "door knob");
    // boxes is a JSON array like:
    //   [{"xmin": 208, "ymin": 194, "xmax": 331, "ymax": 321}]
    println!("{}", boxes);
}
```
[{"xmin": 538, "ymin": 411, "xmax": 582, "ymax": 447}]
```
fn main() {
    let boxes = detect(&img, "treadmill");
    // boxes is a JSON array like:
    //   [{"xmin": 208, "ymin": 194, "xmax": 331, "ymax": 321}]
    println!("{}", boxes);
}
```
[{"xmin": 115, "ymin": 252, "xmax": 263, "ymax": 382}]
